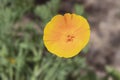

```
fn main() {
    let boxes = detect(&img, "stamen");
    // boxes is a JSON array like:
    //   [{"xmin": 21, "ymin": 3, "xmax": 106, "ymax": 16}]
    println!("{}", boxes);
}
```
[{"xmin": 66, "ymin": 35, "xmax": 75, "ymax": 42}]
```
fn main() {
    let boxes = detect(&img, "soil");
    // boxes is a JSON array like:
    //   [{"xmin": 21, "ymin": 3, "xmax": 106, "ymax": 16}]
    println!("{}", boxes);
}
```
[{"xmin": 84, "ymin": 0, "xmax": 120, "ymax": 77}]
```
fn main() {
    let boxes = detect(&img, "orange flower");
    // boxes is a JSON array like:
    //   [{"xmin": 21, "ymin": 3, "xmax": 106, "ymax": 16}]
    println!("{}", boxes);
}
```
[{"xmin": 43, "ymin": 13, "xmax": 90, "ymax": 58}]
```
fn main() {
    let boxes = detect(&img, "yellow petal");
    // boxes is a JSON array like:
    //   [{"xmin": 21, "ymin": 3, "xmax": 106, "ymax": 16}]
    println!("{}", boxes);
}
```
[{"xmin": 43, "ymin": 13, "xmax": 90, "ymax": 58}]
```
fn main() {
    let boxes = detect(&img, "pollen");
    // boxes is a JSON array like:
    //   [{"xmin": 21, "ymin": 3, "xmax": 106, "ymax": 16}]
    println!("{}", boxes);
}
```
[{"xmin": 66, "ymin": 35, "xmax": 75, "ymax": 42}]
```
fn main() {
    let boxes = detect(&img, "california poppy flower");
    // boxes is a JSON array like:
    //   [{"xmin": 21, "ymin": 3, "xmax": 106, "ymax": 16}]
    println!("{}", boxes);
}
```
[{"xmin": 43, "ymin": 13, "xmax": 90, "ymax": 58}]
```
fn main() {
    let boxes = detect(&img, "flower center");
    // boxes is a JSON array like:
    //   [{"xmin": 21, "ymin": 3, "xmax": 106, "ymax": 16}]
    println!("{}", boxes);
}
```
[{"xmin": 66, "ymin": 35, "xmax": 75, "ymax": 42}]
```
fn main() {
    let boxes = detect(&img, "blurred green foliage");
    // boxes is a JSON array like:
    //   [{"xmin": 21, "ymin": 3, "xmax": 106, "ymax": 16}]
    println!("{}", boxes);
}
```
[
  {"xmin": 74, "ymin": 4, "xmax": 84, "ymax": 16},
  {"xmin": 0, "ymin": 0, "xmax": 120, "ymax": 80},
  {"xmin": 105, "ymin": 66, "xmax": 120, "ymax": 80},
  {"xmin": 34, "ymin": 0, "xmax": 60, "ymax": 27}
]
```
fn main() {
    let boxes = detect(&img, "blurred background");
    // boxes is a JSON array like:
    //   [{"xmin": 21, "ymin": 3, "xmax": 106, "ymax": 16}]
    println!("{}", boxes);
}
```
[{"xmin": 0, "ymin": 0, "xmax": 120, "ymax": 80}]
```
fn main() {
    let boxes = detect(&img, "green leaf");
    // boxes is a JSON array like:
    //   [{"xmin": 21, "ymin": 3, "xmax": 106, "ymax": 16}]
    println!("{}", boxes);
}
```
[
  {"xmin": 34, "ymin": 0, "xmax": 61, "ymax": 25},
  {"xmin": 35, "ymin": 5, "xmax": 52, "ymax": 22},
  {"xmin": 74, "ymin": 4, "xmax": 84, "ymax": 15},
  {"xmin": 82, "ymin": 45, "xmax": 89, "ymax": 54},
  {"xmin": 106, "ymin": 66, "xmax": 120, "ymax": 80}
]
